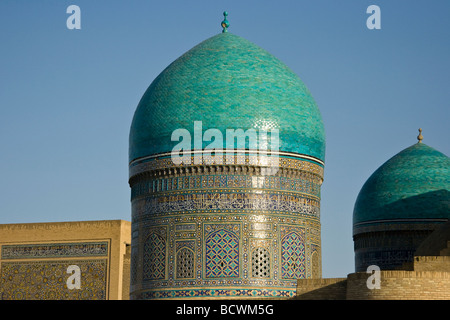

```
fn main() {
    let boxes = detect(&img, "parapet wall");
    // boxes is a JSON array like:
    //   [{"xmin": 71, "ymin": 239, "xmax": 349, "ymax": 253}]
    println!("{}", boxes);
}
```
[
  {"xmin": 413, "ymin": 256, "xmax": 450, "ymax": 272},
  {"xmin": 297, "ymin": 269, "xmax": 450, "ymax": 300},
  {"xmin": 296, "ymin": 278, "xmax": 347, "ymax": 300},
  {"xmin": 346, "ymin": 270, "xmax": 450, "ymax": 300}
]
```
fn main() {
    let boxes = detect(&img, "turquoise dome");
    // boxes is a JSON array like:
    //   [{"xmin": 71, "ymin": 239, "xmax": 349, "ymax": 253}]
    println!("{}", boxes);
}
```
[
  {"xmin": 353, "ymin": 142, "xmax": 450, "ymax": 225},
  {"xmin": 129, "ymin": 32, "xmax": 325, "ymax": 163}
]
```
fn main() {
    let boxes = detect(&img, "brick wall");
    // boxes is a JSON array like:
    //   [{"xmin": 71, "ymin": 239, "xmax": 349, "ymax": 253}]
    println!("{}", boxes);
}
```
[
  {"xmin": 296, "ymin": 269, "xmax": 450, "ymax": 300},
  {"xmin": 346, "ymin": 271, "xmax": 450, "ymax": 300},
  {"xmin": 296, "ymin": 278, "xmax": 347, "ymax": 300},
  {"xmin": 413, "ymin": 256, "xmax": 450, "ymax": 272}
]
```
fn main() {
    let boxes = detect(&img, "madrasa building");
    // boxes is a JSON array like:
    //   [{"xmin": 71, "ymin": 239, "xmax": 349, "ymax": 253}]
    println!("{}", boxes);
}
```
[{"xmin": 0, "ymin": 13, "xmax": 449, "ymax": 300}]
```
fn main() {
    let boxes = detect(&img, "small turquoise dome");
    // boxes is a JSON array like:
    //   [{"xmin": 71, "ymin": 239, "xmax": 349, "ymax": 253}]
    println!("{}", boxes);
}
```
[
  {"xmin": 129, "ymin": 32, "xmax": 325, "ymax": 163},
  {"xmin": 353, "ymin": 142, "xmax": 450, "ymax": 226}
]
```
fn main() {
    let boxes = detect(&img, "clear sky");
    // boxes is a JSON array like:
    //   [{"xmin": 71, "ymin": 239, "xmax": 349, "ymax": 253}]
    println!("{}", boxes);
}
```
[{"xmin": 0, "ymin": 0, "xmax": 449, "ymax": 278}]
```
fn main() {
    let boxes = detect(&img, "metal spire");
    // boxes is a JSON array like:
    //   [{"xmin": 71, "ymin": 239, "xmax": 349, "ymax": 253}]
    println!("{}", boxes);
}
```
[
  {"xmin": 417, "ymin": 128, "xmax": 423, "ymax": 143},
  {"xmin": 221, "ymin": 11, "xmax": 229, "ymax": 33}
]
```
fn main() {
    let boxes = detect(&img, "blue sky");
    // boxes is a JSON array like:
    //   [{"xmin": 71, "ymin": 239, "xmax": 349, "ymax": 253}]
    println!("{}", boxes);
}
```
[{"xmin": 0, "ymin": 1, "xmax": 449, "ymax": 278}]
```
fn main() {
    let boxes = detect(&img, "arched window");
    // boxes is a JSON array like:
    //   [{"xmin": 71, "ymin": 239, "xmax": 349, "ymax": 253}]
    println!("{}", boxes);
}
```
[
  {"xmin": 143, "ymin": 233, "xmax": 166, "ymax": 280},
  {"xmin": 176, "ymin": 247, "xmax": 195, "ymax": 279},
  {"xmin": 205, "ymin": 229, "xmax": 239, "ymax": 278}
]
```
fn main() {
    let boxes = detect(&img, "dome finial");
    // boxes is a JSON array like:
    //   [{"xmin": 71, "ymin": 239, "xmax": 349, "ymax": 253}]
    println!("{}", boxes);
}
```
[
  {"xmin": 221, "ymin": 11, "xmax": 229, "ymax": 33},
  {"xmin": 417, "ymin": 128, "xmax": 423, "ymax": 143}
]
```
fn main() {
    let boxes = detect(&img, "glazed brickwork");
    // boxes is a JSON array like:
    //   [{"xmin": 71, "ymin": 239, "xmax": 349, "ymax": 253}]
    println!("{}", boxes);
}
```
[
  {"xmin": 0, "ymin": 220, "xmax": 131, "ymax": 300},
  {"xmin": 353, "ymin": 228, "xmax": 435, "ymax": 271},
  {"xmin": 128, "ymin": 29, "xmax": 327, "ymax": 299},
  {"xmin": 353, "ymin": 142, "xmax": 450, "ymax": 272},
  {"xmin": 129, "ymin": 154, "xmax": 324, "ymax": 299},
  {"xmin": 353, "ymin": 143, "xmax": 450, "ymax": 225},
  {"xmin": 129, "ymin": 32, "xmax": 325, "ymax": 163}
]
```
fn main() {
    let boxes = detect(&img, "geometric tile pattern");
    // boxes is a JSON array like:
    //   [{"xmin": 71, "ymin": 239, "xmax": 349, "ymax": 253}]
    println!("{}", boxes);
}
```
[
  {"xmin": 281, "ymin": 232, "xmax": 306, "ymax": 279},
  {"xmin": 205, "ymin": 228, "xmax": 239, "ymax": 278},
  {"xmin": 130, "ymin": 155, "xmax": 322, "ymax": 299},
  {"xmin": 141, "ymin": 288, "xmax": 296, "ymax": 299},
  {"xmin": 143, "ymin": 233, "xmax": 166, "ymax": 280}
]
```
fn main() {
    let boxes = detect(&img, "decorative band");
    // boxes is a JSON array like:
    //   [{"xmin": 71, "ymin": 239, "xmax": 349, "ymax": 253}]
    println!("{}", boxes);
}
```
[
  {"xmin": 130, "ymin": 174, "xmax": 322, "ymax": 200},
  {"xmin": 136, "ymin": 287, "xmax": 296, "ymax": 299},
  {"xmin": 1, "ymin": 241, "xmax": 109, "ymax": 260},
  {"xmin": 132, "ymin": 191, "xmax": 321, "ymax": 219},
  {"xmin": 131, "ymin": 149, "xmax": 324, "ymax": 166},
  {"xmin": 129, "ymin": 151, "xmax": 324, "ymax": 179},
  {"xmin": 353, "ymin": 218, "xmax": 448, "ymax": 235}
]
